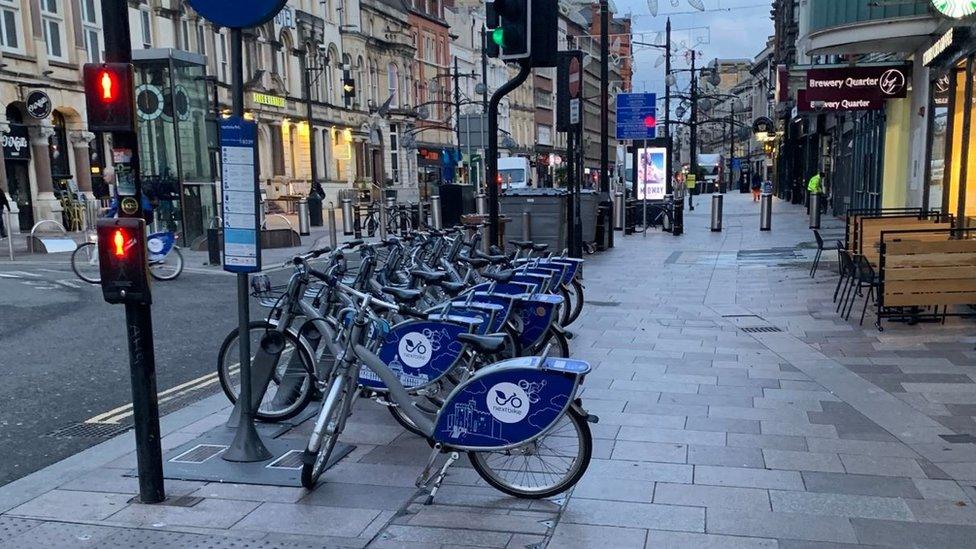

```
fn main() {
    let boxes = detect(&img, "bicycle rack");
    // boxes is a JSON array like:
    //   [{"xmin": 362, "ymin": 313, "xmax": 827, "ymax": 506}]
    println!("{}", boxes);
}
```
[
  {"xmin": 262, "ymin": 214, "xmax": 294, "ymax": 232},
  {"xmin": 28, "ymin": 220, "xmax": 70, "ymax": 254},
  {"xmin": 4, "ymin": 209, "xmax": 13, "ymax": 260}
]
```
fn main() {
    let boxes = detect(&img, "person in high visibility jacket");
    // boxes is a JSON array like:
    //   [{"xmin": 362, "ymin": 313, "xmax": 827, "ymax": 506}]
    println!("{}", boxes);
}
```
[{"xmin": 807, "ymin": 171, "xmax": 825, "ymax": 213}]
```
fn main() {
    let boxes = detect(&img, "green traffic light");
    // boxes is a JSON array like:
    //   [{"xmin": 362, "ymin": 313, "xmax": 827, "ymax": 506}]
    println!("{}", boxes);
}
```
[{"xmin": 491, "ymin": 27, "xmax": 505, "ymax": 47}]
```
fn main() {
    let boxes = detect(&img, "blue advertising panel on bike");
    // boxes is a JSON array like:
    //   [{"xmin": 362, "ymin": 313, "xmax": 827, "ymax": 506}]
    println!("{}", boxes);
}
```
[{"xmin": 360, "ymin": 320, "xmax": 473, "ymax": 390}]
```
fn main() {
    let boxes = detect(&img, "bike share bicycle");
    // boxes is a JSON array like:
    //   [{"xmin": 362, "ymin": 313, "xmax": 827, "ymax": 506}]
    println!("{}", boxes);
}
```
[{"xmin": 215, "ymin": 232, "xmax": 594, "ymax": 500}]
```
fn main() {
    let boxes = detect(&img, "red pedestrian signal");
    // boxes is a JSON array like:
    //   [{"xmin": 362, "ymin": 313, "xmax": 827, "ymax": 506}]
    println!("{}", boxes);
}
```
[
  {"xmin": 84, "ymin": 63, "xmax": 135, "ymax": 132},
  {"xmin": 97, "ymin": 219, "xmax": 151, "ymax": 305}
]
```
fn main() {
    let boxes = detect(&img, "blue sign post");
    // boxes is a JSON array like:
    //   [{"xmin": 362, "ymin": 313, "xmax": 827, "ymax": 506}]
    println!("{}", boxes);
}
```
[
  {"xmin": 615, "ymin": 93, "xmax": 658, "ymax": 140},
  {"xmin": 185, "ymin": 0, "xmax": 288, "ymax": 29}
]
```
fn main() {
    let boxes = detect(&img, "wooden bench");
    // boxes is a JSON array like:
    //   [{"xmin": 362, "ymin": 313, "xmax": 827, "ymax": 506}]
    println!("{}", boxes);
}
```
[{"xmin": 877, "ymin": 228, "xmax": 976, "ymax": 328}]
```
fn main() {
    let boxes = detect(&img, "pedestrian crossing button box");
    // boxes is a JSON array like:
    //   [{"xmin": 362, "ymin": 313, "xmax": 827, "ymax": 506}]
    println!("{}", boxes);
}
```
[{"xmin": 97, "ymin": 218, "xmax": 152, "ymax": 305}]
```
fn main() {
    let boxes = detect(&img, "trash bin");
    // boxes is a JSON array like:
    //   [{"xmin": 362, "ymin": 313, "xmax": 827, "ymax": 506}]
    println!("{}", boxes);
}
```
[
  {"xmin": 308, "ymin": 193, "xmax": 323, "ymax": 227},
  {"xmin": 341, "ymin": 198, "xmax": 354, "ymax": 236},
  {"xmin": 499, "ymin": 188, "xmax": 568, "ymax": 252}
]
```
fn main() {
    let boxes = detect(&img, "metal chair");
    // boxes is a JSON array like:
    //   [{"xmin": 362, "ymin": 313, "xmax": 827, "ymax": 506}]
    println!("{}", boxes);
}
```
[
  {"xmin": 810, "ymin": 229, "xmax": 827, "ymax": 277},
  {"xmin": 845, "ymin": 256, "xmax": 880, "ymax": 325},
  {"xmin": 834, "ymin": 247, "xmax": 855, "ymax": 310}
]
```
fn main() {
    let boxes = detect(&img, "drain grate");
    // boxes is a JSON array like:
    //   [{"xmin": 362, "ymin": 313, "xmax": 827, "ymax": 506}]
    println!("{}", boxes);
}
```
[
  {"xmin": 170, "ymin": 444, "xmax": 227, "ymax": 464},
  {"xmin": 588, "ymin": 300, "xmax": 621, "ymax": 307},
  {"xmin": 741, "ymin": 326, "xmax": 784, "ymax": 334},
  {"xmin": 940, "ymin": 434, "xmax": 976, "ymax": 444},
  {"xmin": 127, "ymin": 494, "xmax": 203, "ymax": 507},
  {"xmin": 267, "ymin": 449, "xmax": 305, "ymax": 470},
  {"xmin": 45, "ymin": 422, "xmax": 130, "ymax": 439}
]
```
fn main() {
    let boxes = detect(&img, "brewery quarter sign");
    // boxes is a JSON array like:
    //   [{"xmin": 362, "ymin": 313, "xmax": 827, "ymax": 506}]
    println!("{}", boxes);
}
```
[
  {"xmin": 26, "ymin": 90, "xmax": 53, "ymax": 120},
  {"xmin": 805, "ymin": 64, "xmax": 912, "ymax": 101}
]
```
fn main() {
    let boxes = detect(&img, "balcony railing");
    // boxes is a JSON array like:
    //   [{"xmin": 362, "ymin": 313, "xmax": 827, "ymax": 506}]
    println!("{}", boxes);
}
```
[{"xmin": 809, "ymin": 0, "xmax": 931, "ymax": 33}]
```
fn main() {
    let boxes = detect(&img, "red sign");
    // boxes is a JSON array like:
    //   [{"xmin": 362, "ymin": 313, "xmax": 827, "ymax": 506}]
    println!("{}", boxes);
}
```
[
  {"xmin": 805, "ymin": 64, "xmax": 911, "ymax": 101},
  {"xmin": 569, "ymin": 57, "xmax": 581, "ymax": 98}
]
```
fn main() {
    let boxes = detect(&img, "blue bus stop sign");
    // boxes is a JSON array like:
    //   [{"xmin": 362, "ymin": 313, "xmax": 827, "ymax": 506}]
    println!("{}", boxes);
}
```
[{"xmin": 186, "ymin": 0, "xmax": 287, "ymax": 29}]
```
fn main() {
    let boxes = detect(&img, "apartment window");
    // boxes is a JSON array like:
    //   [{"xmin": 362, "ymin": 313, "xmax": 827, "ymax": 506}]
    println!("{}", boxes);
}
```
[
  {"xmin": 271, "ymin": 125, "xmax": 285, "ymax": 176},
  {"xmin": 80, "ymin": 0, "xmax": 101, "ymax": 63},
  {"xmin": 368, "ymin": 59, "xmax": 378, "ymax": 104},
  {"xmin": 217, "ymin": 32, "xmax": 228, "ymax": 82},
  {"xmin": 0, "ymin": 0, "xmax": 23, "ymax": 53},
  {"xmin": 390, "ymin": 124, "xmax": 399, "ymax": 183},
  {"xmin": 180, "ymin": 19, "xmax": 190, "ymax": 50},
  {"xmin": 196, "ymin": 22, "xmax": 207, "ymax": 56},
  {"xmin": 139, "ymin": 8, "xmax": 152, "ymax": 49},
  {"xmin": 40, "ymin": 0, "xmax": 65, "ymax": 60},
  {"xmin": 387, "ymin": 64, "xmax": 399, "ymax": 107},
  {"xmin": 424, "ymin": 35, "xmax": 434, "ymax": 63}
]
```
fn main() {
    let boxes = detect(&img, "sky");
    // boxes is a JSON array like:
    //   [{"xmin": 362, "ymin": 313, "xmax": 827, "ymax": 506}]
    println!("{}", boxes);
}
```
[{"xmin": 614, "ymin": 0, "xmax": 774, "ymax": 98}]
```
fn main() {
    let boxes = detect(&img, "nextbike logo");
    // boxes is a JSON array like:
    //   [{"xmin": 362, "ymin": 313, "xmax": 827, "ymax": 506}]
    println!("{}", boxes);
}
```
[
  {"xmin": 398, "ymin": 332, "xmax": 432, "ymax": 369},
  {"xmin": 487, "ymin": 382, "xmax": 530, "ymax": 423}
]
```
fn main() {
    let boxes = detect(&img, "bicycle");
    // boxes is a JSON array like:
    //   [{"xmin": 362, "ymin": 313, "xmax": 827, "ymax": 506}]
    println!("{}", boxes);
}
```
[
  {"xmin": 359, "ymin": 202, "xmax": 413, "ymax": 237},
  {"xmin": 71, "ymin": 230, "xmax": 184, "ymax": 283}
]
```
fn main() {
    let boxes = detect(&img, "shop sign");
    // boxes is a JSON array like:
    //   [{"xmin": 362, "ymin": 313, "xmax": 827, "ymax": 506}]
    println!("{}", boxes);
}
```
[
  {"xmin": 752, "ymin": 116, "xmax": 775, "ymax": 135},
  {"xmin": 252, "ymin": 92, "xmax": 286, "ymax": 108},
  {"xmin": 26, "ymin": 90, "xmax": 52, "ymax": 119},
  {"xmin": 805, "ymin": 64, "xmax": 911, "ymax": 100},
  {"xmin": 931, "ymin": 0, "xmax": 976, "ymax": 19},
  {"xmin": 923, "ymin": 27, "xmax": 972, "ymax": 66},
  {"xmin": 1, "ymin": 125, "xmax": 30, "ymax": 160},
  {"xmin": 797, "ymin": 89, "xmax": 884, "ymax": 112},
  {"xmin": 934, "ymin": 74, "xmax": 951, "ymax": 106}
]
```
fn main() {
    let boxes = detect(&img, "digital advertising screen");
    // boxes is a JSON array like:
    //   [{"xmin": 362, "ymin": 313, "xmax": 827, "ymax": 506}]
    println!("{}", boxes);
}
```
[{"xmin": 636, "ymin": 147, "xmax": 668, "ymax": 200}]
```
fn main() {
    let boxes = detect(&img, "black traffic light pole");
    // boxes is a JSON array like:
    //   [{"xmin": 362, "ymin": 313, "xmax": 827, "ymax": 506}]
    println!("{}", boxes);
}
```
[
  {"xmin": 100, "ymin": 0, "xmax": 164, "ymax": 505},
  {"xmin": 487, "ymin": 60, "xmax": 532, "ymax": 247},
  {"xmin": 599, "ymin": 0, "xmax": 612, "ymax": 249}
]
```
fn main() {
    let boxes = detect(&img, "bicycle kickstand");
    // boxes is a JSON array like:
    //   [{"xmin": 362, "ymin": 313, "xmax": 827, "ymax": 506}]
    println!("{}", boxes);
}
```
[{"xmin": 425, "ymin": 451, "xmax": 459, "ymax": 505}]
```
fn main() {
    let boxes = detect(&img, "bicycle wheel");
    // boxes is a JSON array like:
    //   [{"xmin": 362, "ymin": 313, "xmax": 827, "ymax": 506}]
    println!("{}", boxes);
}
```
[
  {"xmin": 217, "ymin": 320, "xmax": 315, "ymax": 422},
  {"xmin": 558, "ymin": 285, "xmax": 572, "ymax": 327},
  {"xmin": 469, "ymin": 407, "xmax": 592, "ymax": 499},
  {"xmin": 566, "ymin": 279, "xmax": 584, "ymax": 325},
  {"xmin": 301, "ymin": 376, "xmax": 349, "ymax": 489},
  {"xmin": 149, "ymin": 247, "xmax": 184, "ymax": 281},
  {"xmin": 71, "ymin": 242, "xmax": 101, "ymax": 284},
  {"xmin": 540, "ymin": 328, "xmax": 570, "ymax": 358}
]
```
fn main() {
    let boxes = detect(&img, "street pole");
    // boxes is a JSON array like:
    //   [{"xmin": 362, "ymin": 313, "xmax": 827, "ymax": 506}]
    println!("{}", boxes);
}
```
[
  {"xmin": 488, "ymin": 61, "xmax": 532, "ymax": 247},
  {"xmin": 454, "ymin": 57, "xmax": 462, "ymax": 181},
  {"xmin": 305, "ymin": 66, "xmax": 319, "ymax": 188},
  {"xmin": 223, "ymin": 27, "xmax": 272, "ymax": 463},
  {"xmin": 728, "ymin": 99, "xmax": 735, "ymax": 194},
  {"xmin": 480, "ymin": 29, "xmax": 489, "ymax": 190},
  {"xmin": 664, "ymin": 18, "xmax": 672, "ymax": 194},
  {"xmin": 599, "ymin": 0, "xmax": 612, "ymax": 248},
  {"xmin": 101, "ymin": 0, "xmax": 164, "ymax": 505},
  {"xmin": 689, "ymin": 49, "xmax": 698, "ymax": 211}
]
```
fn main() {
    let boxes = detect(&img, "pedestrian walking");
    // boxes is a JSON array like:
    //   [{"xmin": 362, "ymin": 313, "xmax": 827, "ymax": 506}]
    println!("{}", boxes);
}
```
[
  {"xmin": 0, "ymin": 188, "xmax": 10, "ymax": 238},
  {"xmin": 751, "ymin": 172, "xmax": 762, "ymax": 202}
]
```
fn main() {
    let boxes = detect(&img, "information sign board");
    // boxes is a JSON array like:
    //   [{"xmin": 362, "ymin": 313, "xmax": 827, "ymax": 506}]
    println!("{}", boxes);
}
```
[{"xmin": 220, "ymin": 117, "xmax": 261, "ymax": 273}]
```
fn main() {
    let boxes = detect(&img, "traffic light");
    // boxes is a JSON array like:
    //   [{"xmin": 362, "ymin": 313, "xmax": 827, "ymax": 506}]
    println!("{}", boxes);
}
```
[
  {"xmin": 486, "ymin": 0, "xmax": 530, "ymax": 60},
  {"xmin": 84, "ymin": 63, "xmax": 136, "ymax": 132},
  {"xmin": 97, "ymin": 218, "xmax": 151, "ymax": 305}
]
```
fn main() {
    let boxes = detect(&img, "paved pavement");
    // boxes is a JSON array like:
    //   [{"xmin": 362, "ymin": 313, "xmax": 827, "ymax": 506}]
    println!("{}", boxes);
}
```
[{"xmin": 1, "ymin": 192, "xmax": 975, "ymax": 548}]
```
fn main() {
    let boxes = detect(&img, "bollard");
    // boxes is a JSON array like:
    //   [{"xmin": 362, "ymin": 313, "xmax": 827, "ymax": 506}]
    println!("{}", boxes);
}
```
[
  {"xmin": 710, "ymin": 193, "xmax": 723, "ymax": 232},
  {"xmin": 760, "ymin": 193, "xmax": 773, "ymax": 231},
  {"xmin": 5, "ymin": 210, "xmax": 13, "ymax": 260},
  {"xmin": 809, "ymin": 193, "xmax": 822, "ymax": 229},
  {"xmin": 522, "ymin": 211, "xmax": 532, "ymax": 242},
  {"xmin": 297, "ymin": 198, "xmax": 311, "ymax": 236},
  {"xmin": 327, "ymin": 203, "xmax": 338, "ymax": 248},
  {"xmin": 613, "ymin": 191, "xmax": 625, "ymax": 231},
  {"xmin": 378, "ymin": 200, "xmax": 388, "ymax": 241},
  {"xmin": 481, "ymin": 225, "xmax": 490, "ymax": 254},
  {"xmin": 476, "ymin": 193, "xmax": 487, "ymax": 216},
  {"xmin": 662, "ymin": 198, "xmax": 672, "ymax": 232},
  {"xmin": 341, "ymin": 198, "xmax": 354, "ymax": 236},
  {"xmin": 259, "ymin": 198, "xmax": 267, "ymax": 230},
  {"xmin": 417, "ymin": 201, "xmax": 426, "ymax": 229},
  {"xmin": 672, "ymin": 197, "xmax": 684, "ymax": 236},
  {"xmin": 431, "ymin": 195, "xmax": 443, "ymax": 230}
]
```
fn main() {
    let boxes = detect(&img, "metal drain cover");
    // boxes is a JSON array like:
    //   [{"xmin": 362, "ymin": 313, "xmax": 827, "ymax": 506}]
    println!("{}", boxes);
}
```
[
  {"xmin": 741, "ymin": 326, "xmax": 784, "ymax": 333},
  {"xmin": 267, "ymin": 449, "xmax": 305, "ymax": 470},
  {"xmin": 170, "ymin": 444, "xmax": 227, "ymax": 464},
  {"xmin": 45, "ymin": 422, "xmax": 130, "ymax": 439}
]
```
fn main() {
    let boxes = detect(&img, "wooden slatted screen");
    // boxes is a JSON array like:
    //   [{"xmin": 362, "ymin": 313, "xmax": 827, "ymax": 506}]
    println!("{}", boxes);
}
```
[
  {"xmin": 859, "ymin": 218, "xmax": 950, "ymax": 267},
  {"xmin": 881, "ymin": 236, "xmax": 976, "ymax": 307}
]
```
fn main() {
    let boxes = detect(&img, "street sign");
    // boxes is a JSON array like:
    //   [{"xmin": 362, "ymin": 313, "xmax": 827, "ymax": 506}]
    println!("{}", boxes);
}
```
[
  {"xmin": 556, "ymin": 50, "xmax": 584, "ymax": 131},
  {"xmin": 220, "ymin": 117, "xmax": 261, "ymax": 273},
  {"xmin": 616, "ymin": 93, "xmax": 657, "ymax": 140},
  {"xmin": 26, "ymin": 91, "xmax": 52, "ymax": 119},
  {"xmin": 186, "ymin": 0, "xmax": 287, "ymax": 29},
  {"xmin": 459, "ymin": 114, "xmax": 487, "ymax": 149}
]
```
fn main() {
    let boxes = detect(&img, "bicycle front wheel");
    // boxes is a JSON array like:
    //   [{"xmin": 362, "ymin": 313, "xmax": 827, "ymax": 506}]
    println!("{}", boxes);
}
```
[
  {"xmin": 469, "ymin": 407, "xmax": 592, "ymax": 499},
  {"xmin": 150, "ymin": 247, "xmax": 184, "ymax": 281},
  {"xmin": 301, "ymin": 376, "xmax": 349, "ymax": 489},
  {"xmin": 217, "ymin": 321, "xmax": 315, "ymax": 422},
  {"xmin": 71, "ymin": 242, "xmax": 101, "ymax": 284}
]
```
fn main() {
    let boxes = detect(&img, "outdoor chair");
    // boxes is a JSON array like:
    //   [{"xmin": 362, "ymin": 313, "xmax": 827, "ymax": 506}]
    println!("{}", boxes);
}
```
[
  {"xmin": 809, "ymin": 229, "xmax": 834, "ymax": 278},
  {"xmin": 834, "ymin": 246, "xmax": 855, "ymax": 310},
  {"xmin": 844, "ymin": 255, "xmax": 880, "ymax": 325}
]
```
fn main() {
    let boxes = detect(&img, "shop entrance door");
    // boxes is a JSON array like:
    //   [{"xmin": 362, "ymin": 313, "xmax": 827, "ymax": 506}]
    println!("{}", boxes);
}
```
[{"xmin": 5, "ymin": 160, "xmax": 33, "ymax": 231}]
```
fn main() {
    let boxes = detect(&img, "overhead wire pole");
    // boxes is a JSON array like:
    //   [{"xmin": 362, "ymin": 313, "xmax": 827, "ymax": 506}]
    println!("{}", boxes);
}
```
[
  {"xmin": 689, "ymin": 49, "xmax": 698, "ymax": 210},
  {"xmin": 599, "ymin": 0, "xmax": 612, "ymax": 248},
  {"xmin": 664, "ymin": 18, "xmax": 672, "ymax": 194},
  {"xmin": 488, "ymin": 60, "xmax": 532, "ymax": 247}
]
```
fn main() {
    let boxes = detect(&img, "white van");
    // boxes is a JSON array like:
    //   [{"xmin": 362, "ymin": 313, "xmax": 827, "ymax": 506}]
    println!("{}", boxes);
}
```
[{"xmin": 498, "ymin": 157, "xmax": 531, "ymax": 190}]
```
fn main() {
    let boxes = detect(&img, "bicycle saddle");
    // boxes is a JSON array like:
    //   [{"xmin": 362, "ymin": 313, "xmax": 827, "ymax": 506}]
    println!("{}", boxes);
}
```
[
  {"xmin": 457, "ymin": 333, "xmax": 507, "ymax": 354},
  {"xmin": 509, "ymin": 240, "xmax": 534, "ymax": 250},
  {"xmin": 410, "ymin": 269, "xmax": 449, "ymax": 284},
  {"xmin": 481, "ymin": 270, "xmax": 515, "ymax": 284},
  {"xmin": 532, "ymin": 243, "xmax": 549, "ymax": 252},
  {"xmin": 459, "ymin": 256, "xmax": 490, "ymax": 269},
  {"xmin": 381, "ymin": 286, "xmax": 424, "ymax": 305},
  {"xmin": 432, "ymin": 279, "xmax": 466, "ymax": 297}
]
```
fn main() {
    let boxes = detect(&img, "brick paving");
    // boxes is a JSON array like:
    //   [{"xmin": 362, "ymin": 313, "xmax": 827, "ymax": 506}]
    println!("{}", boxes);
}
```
[{"xmin": 1, "ymin": 192, "xmax": 975, "ymax": 548}]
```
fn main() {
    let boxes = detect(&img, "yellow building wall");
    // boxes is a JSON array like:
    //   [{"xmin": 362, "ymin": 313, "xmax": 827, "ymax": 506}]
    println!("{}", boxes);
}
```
[{"xmin": 881, "ymin": 98, "xmax": 910, "ymax": 209}]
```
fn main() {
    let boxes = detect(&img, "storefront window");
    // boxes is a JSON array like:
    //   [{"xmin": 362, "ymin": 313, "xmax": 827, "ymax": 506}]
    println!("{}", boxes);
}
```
[
  {"xmin": 928, "ymin": 73, "xmax": 950, "ymax": 212},
  {"xmin": 49, "ymin": 111, "xmax": 70, "ymax": 185}
]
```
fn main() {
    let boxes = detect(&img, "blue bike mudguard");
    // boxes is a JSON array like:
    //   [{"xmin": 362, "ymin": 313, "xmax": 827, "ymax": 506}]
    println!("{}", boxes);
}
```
[
  {"xmin": 547, "ymin": 258, "xmax": 583, "ymax": 284},
  {"xmin": 146, "ymin": 232, "xmax": 176, "ymax": 262},
  {"xmin": 359, "ymin": 317, "xmax": 481, "ymax": 390},
  {"xmin": 432, "ymin": 356, "xmax": 590, "ymax": 451},
  {"xmin": 467, "ymin": 293, "xmax": 520, "ymax": 330},
  {"xmin": 509, "ymin": 274, "xmax": 548, "ymax": 294},
  {"xmin": 521, "ymin": 267, "xmax": 565, "ymax": 292},
  {"xmin": 427, "ymin": 306, "xmax": 493, "ymax": 335},
  {"xmin": 516, "ymin": 293, "xmax": 563, "ymax": 349},
  {"xmin": 467, "ymin": 282, "xmax": 535, "ymax": 296},
  {"xmin": 441, "ymin": 301, "xmax": 507, "ymax": 334}
]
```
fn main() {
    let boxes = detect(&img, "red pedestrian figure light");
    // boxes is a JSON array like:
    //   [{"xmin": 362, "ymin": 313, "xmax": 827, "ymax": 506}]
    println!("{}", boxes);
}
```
[
  {"xmin": 113, "ymin": 229, "xmax": 126, "ymax": 257},
  {"xmin": 100, "ymin": 71, "xmax": 115, "ymax": 101}
]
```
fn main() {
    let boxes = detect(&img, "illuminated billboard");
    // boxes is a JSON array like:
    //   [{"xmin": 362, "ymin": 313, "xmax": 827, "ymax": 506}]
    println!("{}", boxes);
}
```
[{"xmin": 636, "ymin": 147, "xmax": 667, "ymax": 200}]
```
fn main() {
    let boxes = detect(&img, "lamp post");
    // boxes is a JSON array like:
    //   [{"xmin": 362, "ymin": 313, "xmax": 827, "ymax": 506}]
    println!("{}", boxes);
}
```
[{"xmin": 599, "ymin": 0, "xmax": 611, "ymax": 248}]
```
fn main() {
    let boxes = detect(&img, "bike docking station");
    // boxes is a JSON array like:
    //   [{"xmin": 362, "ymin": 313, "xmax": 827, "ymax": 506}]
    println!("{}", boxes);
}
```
[{"xmin": 121, "ymin": 0, "xmax": 352, "ymax": 489}]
